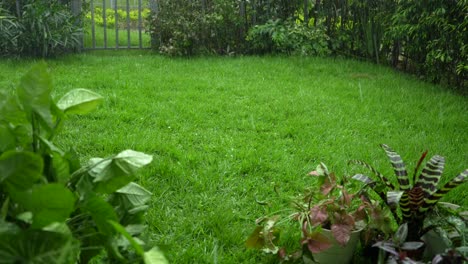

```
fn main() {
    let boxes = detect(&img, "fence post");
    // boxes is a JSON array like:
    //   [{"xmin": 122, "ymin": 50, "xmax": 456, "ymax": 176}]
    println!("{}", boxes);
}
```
[
  {"xmin": 149, "ymin": 0, "xmax": 159, "ymax": 48},
  {"xmin": 304, "ymin": 0, "xmax": 309, "ymax": 25},
  {"xmin": 71, "ymin": 0, "xmax": 83, "ymax": 50}
]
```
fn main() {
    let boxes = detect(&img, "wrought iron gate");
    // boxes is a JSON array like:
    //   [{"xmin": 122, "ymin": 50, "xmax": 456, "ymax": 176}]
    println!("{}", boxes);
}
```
[{"xmin": 73, "ymin": 0, "xmax": 157, "ymax": 50}]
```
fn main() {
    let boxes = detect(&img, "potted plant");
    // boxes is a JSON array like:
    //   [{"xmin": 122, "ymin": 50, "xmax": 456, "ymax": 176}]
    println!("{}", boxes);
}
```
[
  {"xmin": 246, "ymin": 163, "xmax": 391, "ymax": 263},
  {"xmin": 351, "ymin": 144, "xmax": 467, "ymax": 260}
]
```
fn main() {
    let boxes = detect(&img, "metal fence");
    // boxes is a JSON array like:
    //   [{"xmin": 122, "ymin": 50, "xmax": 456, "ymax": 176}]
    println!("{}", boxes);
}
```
[{"xmin": 72, "ymin": 0, "xmax": 157, "ymax": 50}]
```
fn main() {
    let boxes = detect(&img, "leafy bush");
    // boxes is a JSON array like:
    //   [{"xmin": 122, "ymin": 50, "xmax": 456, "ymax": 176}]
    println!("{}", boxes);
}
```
[
  {"xmin": 247, "ymin": 19, "xmax": 330, "ymax": 56},
  {"xmin": 386, "ymin": 0, "xmax": 468, "ymax": 89},
  {"xmin": 0, "ymin": 63, "xmax": 167, "ymax": 263},
  {"xmin": 85, "ymin": 7, "xmax": 150, "ymax": 29},
  {"xmin": 0, "ymin": 0, "xmax": 82, "ymax": 57},
  {"xmin": 148, "ymin": 0, "xmax": 243, "ymax": 56},
  {"xmin": 0, "ymin": 8, "xmax": 23, "ymax": 55}
]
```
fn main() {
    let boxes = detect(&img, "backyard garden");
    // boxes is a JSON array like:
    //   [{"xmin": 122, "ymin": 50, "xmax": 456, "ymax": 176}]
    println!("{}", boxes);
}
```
[{"xmin": 0, "ymin": 0, "xmax": 467, "ymax": 264}]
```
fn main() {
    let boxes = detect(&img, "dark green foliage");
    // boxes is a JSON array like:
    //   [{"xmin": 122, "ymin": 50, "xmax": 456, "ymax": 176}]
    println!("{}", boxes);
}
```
[
  {"xmin": 0, "ymin": 0, "xmax": 82, "ymax": 57},
  {"xmin": 0, "ymin": 7, "xmax": 23, "ymax": 55},
  {"xmin": 0, "ymin": 63, "xmax": 167, "ymax": 263},
  {"xmin": 149, "ymin": 0, "xmax": 244, "ymax": 56},
  {"xmin": 386, "ymin": 0, "xmax": 468, "ymax": 89},
  {"xmin": 246, "ymin": 19, "xmax": 330, "ymax": 55}
]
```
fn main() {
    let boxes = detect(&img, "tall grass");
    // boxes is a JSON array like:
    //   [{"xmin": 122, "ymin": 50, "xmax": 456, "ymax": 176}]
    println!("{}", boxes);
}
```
[{"xmin": 0, "ymin": 53, "xmax": 466, "ymax": 263}]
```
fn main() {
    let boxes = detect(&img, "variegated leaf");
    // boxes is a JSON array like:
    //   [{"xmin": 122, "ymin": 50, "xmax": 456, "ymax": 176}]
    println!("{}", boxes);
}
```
[
  {"xmin": 387, "ymin": 191, "xmax": 404, "ymax": 208},
  {"xmin": 349, "ymin": 160, "xmax": 395, "ymax": 189},
  {"xmin": 381, "ymin": 144, "xmax": 410, "ymax": 191},
  {"xmin": 420, "ymin": 169, "xmax": 467, "ymax": 214},
  {"xmin": 415, "ymin": 155, "xmax": 445, "ymax": 197}
]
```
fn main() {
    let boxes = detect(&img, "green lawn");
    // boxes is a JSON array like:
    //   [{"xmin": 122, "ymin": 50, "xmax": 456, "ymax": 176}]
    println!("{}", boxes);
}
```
[
  {"xmin": 0, "ymin": 52, "xmax": 466, "ymax": 263},
  {"xmin": 83, "ymin": 24, "xmax": 151, "ymax": 49}
]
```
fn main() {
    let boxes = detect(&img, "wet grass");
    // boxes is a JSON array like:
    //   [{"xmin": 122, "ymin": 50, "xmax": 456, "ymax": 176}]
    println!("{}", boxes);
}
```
[{"xmin": 0, "ymin": 52, "xmax": 466, "ymax": 263}]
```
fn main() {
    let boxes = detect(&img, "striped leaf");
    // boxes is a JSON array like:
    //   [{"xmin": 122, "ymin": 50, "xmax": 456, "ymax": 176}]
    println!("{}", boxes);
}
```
[
  {"xmin": 387, "ymin": 191, "xmax": 404, "ymax": 208},
  {"xmin": 381, "ymin": 144, "xmax": 410, "ymax": 191},
  {"xmin": 351, "ymin": 174, "xmax": 374, "ymax": 185},
  {"xmin": 419, "ymin": 169, "xmax": 468, "ymax": 214},
  {"xmin": 398, "ymin": 192, "xmax": 412, "ymax": 220},
  {"xmin": 415, "ymin": 155, "xmax": 445, "ymax": 197},
  {"xmin": 349, "ymin": 160, "xmax": 395, "ymax": 189}
]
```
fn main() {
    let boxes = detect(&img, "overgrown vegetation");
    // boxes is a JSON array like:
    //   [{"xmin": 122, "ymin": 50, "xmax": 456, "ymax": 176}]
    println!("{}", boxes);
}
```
[
  {"xmin": 0, "ymin": 0, "xmax": 82, "ymax": 57},
  {"xmin": 0, "ymin": 62, "xmax": 167, "ymax": 263}
]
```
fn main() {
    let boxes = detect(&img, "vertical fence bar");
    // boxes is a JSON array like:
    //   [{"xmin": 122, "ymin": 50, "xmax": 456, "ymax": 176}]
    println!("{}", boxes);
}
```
[
  {"xmin": 138, "ymin": 0, "xmax": 142, "ymax": 48},
  {"xmin": 126, "ymin": 0, "xmax": 131, "ymax": 48},
  {"xmin": 149, "ymin": 0, "xmax": 158, "ymax": 48},
  {"xmin": 115, "ymin": 0, "xmax": 119, "ymax": 49},
  {"xmin": 91, "ymin": 0, "xmax": 96, "ymax": 49},
  {"xmin": 239, "ymin": 0, "xmax": 246, "ymax": 39},
  {"xmin": 252, "ymin": 0, "xmax": 256, "ymax": 25},
  {"xmin": 71, "ymin": 0, "xmax": 83, "ymax": 50},
  {"xmin": 304, "ymin": 0, "xmax": 309, "ymax": 25},
  {"xmin": 102, "ymin": 0, "xmax": 107, "ymax": 48}
]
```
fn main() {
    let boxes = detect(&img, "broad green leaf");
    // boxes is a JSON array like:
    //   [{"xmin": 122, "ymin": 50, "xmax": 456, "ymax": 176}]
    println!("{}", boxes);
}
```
[
  {"xmin": 0, "ymin": 229, "xmax": 79, "ymax": 264},
  {"xmin": 114, "ymin": 150, "xmax": 153, "ymax": 174},
  {"xmin": 114, "ymin": 182, "xmax": 152, "ymax": 210},
  {"xmin": 14, "ymin": 184, "xmax": 76, "ymax": 228},
  {"xmin": 0, "ymin": 123, "xmax": 15, "ymax": 153},
  {"xmin": 0, "ymin": 91, "xmax": 29, "ymax": 128},
  {"xmin": 17, "ymin": 62, "xmax": 55, "ymax": 131},
  {"xmin": 81, "ymin": 195, "xmax": 119, "ymax": 235},
  {"xmin": 0, "ymin": 151, "xmax": 43, "ymax": 191},
  {"xmin": 0, "ymin": 197, "xmax": 8, "ymax": 220},
  {"xmin": 144, "ymin": 247, "xmax": 169, "ymax": 264},
  {"xmin": 108, "ymin": 220, "xmax": 145, "ymax": 255},
  {"xmin": 42, "ymin": 222, "xmax": 73, "ymax": 236},
  {"xmin": 57, "ymin": 88, "xmax": 103, "ymax": 115},
  {"xmin": 51, "ymin": 152, "xmax": 71, "ymax": 184},
  {"xmin": 89, "ymin": 150, "xmax": 153, "ymax": 194}
]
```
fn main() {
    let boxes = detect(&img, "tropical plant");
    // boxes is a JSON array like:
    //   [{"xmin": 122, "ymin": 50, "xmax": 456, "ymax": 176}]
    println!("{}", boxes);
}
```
[
  {"xmin": 0, "ymin": 7, "xmax": 23, "ymax": 56},
  {"xmin": 246, "ymin": 163, "xmax": 388, "ymax": 262},
  {"xmin": 421, "ymin": 202, "xmax": 468, "ymax": 259},
  {"xmin": 0, "ymin": 62, "xmax": 166, "ymax": 263},
  {"xmin": 373, "ymin": 223, "xmax": 425, "ymax": 264},
  {"xmin": 0, "ymin": 0, "xmax": 82, "ymax": 57},
  {"xmin": 351, "ymin": 144, "xmax": 467, "ymax": 241}
]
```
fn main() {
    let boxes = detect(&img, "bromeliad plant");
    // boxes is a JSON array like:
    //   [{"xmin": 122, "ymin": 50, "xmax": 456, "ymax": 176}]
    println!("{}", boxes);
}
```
[
  {"xmin": 351, "ymin": 144, "xmax": 467, "ymax": 241},
  {"xmin": 0, "ymin": 63, "xmax": 166, "ymax": 263},
  {"xmin": 246, "ymin": 163, "xmax": 390, "ymax": 262}
]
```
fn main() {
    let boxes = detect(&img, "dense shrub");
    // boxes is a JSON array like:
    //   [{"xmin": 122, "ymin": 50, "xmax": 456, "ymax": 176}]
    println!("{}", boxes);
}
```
[
  {"xmin": 386, "ymin": 0, "xmax": 467, "ymax": 89},
  {"xmin": 0, "ymin": 0, "xmax": 82, "ymax": 57},
  {"xmin": 148, "ymin": 0, "xmax": 243, "ymax": 56},
  {"xmin": 0, "ymin": 8, "xmax": 23, "ymax": 55},
  {"xmin": 247, "ymin": 19, "xmax": 330, "ymax": 56},
  {"xmin": 85, "ymin": 7, "xmax": 150, "ymax": 29}
]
